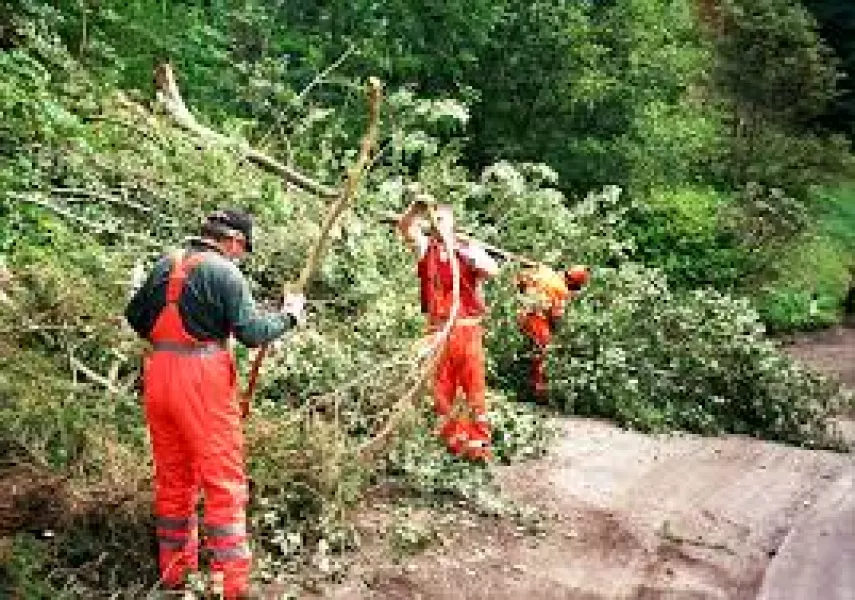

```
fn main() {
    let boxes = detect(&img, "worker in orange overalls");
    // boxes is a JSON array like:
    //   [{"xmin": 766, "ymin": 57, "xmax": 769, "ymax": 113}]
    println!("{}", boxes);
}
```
[
  {"xmin": 125, "ymin": 210, "xmax": 305, "ymax": 598},
  {"xmin": 516, "ymin": 264, "xmax": 589, "ymax": 400},
  {"xmin": 398, "ymin": 197, "xmax": 500, "ymax": 461}
]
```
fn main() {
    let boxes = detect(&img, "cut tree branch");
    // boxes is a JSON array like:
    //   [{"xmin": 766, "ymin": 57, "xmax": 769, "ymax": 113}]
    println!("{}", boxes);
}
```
[
  {"xmin": 154, "ymin": 63, "xmax": 339, "ymax": 199},
  {"xmin": 377, "ymin": 210, "xmax": 540, "ymax": 267},
  {"xmin": 69, "ymin": 353, "xmax": 120, "ymax": 395},
  {"xmin": 8, "ymin": 192, "xmax": 161, "ymax": 247},
  {"xmin": 52, "ymin": 187, "xmax": 153, "ymax": 214},
  {"xmin": 241, "ymin": 76, "xmax": 384, "ymax": 410}
]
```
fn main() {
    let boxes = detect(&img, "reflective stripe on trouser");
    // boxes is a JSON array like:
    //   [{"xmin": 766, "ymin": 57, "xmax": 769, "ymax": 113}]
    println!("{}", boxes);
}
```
[
  {"xmin": 144, "ymin": 347, "xmax": 250, "ymax": 597},
  {"xmin": 205, "ymin": 520, "xmax": 251, "ymax": 595},
  {"xmin": 155, "ymin": 515, "xmax": 199, "ymax": 584}
]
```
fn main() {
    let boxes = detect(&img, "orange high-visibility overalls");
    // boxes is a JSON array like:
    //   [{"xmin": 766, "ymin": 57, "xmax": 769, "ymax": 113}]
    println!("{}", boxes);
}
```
[
  {"xmin": 143, "ymin": 250, "xmax": 250, "ymax": 598},
  {"xmin": 418, "ymin": 238, "xmax": 491, "ymax": 460},
  {"xmin": 517, "ymin": 266, "xmax": 570, "ymax": 399}
]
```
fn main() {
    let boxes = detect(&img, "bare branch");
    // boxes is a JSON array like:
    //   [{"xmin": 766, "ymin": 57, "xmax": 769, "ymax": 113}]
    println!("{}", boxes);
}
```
[
  {"xmin": 69, "ymin": 354, "xmax": 120, "ymax": 394},
  {"xmin": 8, "ymin": 192, "xmax": 162, "ymax": 247},
  {"xmin": 52, "ymin": 187, "xmax": 153, "ymax": 214},
  {"xmin": 242, "ymin": 77, "xmax": 384, "ymax": 409},
  {"xmin": 296, "ymin": 77, "xmax": 383, "ymax": 291},
  {"xmin": 293, "ymin": 44, "xmax": 357, "ymax": 107},
  {"xmin": 154, "ymin": 63, "xmax": 339, "ymax": 199}
]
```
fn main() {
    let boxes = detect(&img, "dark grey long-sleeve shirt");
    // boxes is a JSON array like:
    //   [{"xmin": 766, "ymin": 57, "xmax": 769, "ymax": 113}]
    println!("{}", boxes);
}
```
[{"xmin": 125, "ymin": 239, "xmax": 293, "ymax": 347}]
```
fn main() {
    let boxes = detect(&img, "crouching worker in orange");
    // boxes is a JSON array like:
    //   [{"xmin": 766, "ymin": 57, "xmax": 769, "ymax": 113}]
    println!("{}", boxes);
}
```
[
  {"xmin": 398, "ymin": 198, "xmax": 500, "ymax": 462},
  {"xmin": 125, "ymin": 210, "xmax": 305, "ymax": 598},
  {"xmin": 516, "ymin": 264, "xmax": 589, "ymax": 401}
]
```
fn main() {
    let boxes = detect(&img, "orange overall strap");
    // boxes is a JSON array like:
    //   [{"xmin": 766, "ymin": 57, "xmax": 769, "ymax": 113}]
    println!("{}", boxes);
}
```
[{"xmin": 165, "ymin": 251, "xmax": 208, "ymax": 304}]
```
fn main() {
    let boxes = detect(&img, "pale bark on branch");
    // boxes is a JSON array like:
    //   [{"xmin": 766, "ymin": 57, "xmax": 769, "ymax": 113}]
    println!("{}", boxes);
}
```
[
  {"xmin": 293, "ymin": 44, "xmax": 357, "ymax": 107},
  {"xmin": 242, "ymin": 77, "xmax": 384, "ymax": 407},
  {"xmin": 154, "ymin": 63, "xmax": 339, "ymax": 199}
]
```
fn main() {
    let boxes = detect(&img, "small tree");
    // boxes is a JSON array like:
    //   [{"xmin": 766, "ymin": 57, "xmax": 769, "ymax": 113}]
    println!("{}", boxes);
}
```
[{"xmin": 711, "ymin": 0, "xmax": 844, "ymax": 195}]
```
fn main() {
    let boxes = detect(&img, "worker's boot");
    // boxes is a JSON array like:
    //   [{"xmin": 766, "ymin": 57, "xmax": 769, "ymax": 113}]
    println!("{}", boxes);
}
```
[
  {"xmin": 443, "ymin": 417, "xmax": 470, "ymax": 457},
  {"xmin": 464, "ymin": 415, "xmax": 492, "ymax": 462}
]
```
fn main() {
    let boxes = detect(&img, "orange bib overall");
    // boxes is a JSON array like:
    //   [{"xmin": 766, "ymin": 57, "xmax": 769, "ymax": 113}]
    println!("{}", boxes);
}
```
[
  {"xmin": 418, "ymin": 239, "xmax": 490, "ymax": 459},
  {"xmin": 517, "ymin": 266, "xmax": 570, "ymax": 399},
  {"xmin": 143, "ymin": 251, "xmax": 250, "ymax": 597}
]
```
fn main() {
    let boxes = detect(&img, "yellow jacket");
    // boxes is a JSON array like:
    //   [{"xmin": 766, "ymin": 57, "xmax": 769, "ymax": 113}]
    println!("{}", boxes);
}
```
[{"xmin": 516, "ymin": 265, "xmax": 570, "ymax": 317}]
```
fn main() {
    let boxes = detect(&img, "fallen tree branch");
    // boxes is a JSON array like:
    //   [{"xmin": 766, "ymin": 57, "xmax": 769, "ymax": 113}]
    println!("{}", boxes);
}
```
[
  {"xmin": 154, "ymin": 63, "xmax": 339, "ymax": 199},
  {"xmin": 242, "ymin": 76, "xmax": 384, "ymax": 411},
  {"xmin": 52, "ymin": 187, "xmax": 153, "ymax": 214},
  {"xmin": 69, "ymin": 353, "xmax": 120, "ymax": 395},
  {"xmin": 84, "ymin": 112, "xmax": 169, "ymax": 149},
  {"xmin": 0, "ymin": 323, "xmax": 96, "ymax": 335},
  {"xmin": 8, "ymin": 193, "xmax": 161, "ymax": 247},
  {"xmin": 377, "ymin": 210, "xmax": 540, "ymax": 267}
]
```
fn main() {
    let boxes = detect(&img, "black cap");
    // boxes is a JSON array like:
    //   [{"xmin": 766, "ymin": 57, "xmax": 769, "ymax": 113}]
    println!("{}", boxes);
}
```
[{"xmin": 205, "ymin": 209, "xmax": 254, "ymax": 252}]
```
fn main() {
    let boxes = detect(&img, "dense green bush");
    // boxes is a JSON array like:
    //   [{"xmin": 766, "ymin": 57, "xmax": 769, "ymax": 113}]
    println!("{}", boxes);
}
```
[
  {"xmin": 627, "ymin": 187, "xmax": 749, "ymax": 290},
  {"xmin": 537, "ymin": 264, "xmax": 844, "ymax": 446},
  {"xmin": 815, "ymin": 184, "xmax": 855, "ymax": 256},
  {"xmin": 753, "ymin": 233, "xmax": 851, "ymax": 332}
]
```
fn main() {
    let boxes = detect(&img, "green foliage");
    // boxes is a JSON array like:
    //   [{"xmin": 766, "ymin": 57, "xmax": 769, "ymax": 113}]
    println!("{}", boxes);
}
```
[
  {"xmin": 469, "ymin": 0, "xmax": 714, "ymax": 196},
  {"xmin": 815, "ymin": 183, "xmax": 855, "ymax": 255},
  {"xmin": 737, "ymin": 183, "xmax": 855, "ymax": 331},
  {"xmin": 2, "ymin": 1, "xmax": 853, "ymax": 596},
  {"xmin": 628, "ymin": 187, "xmax": 749, "ymax": 289},
  {"xmin": 2, "ymin": 535, "xmax": 58, "ymax": 599},
  {"xmin": 802, "ymin": 0, "xmax": 855, "ymax": 138},
  {"xmin": 753, "ymin": 233, "xmax": 851, "ymax": 332},
  {"xmin": 711, "ymin": 0, "xmax": 851, "ymax": 197},
  {"xmin": 714, "ymin": 0, "xmax": 837, "ymax": 125},
  {"xmin": 541, "ymin": 265, "xmax": 846, "ymax": 446}
]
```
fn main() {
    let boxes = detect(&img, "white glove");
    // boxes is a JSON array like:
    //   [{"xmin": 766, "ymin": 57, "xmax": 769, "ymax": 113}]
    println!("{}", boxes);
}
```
[{"xmin": 281, "ymin": 292, "xmax": 306, "ymax": 324}]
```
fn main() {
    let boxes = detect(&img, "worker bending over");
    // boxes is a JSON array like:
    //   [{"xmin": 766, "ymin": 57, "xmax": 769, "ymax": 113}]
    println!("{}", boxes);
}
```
[{"xmin": 516, "ymin": 264, "xmax": 589, "ymax": 400}]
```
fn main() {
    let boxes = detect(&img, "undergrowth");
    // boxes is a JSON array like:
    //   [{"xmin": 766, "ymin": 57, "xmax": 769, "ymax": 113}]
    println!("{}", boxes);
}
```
[{"xmin": 0, "ymin": 5, "xmax": 851, "ymax": 598}]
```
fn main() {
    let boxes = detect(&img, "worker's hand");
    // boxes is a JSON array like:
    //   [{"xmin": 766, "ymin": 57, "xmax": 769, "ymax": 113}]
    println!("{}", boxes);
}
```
[{"xmin": 281, "ymin": 292, "xmax": 306, "ymax": 324}]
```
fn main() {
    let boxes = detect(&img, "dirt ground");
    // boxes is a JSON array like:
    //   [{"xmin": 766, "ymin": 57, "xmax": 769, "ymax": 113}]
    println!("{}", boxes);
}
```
[
  {"xmin": 321, "ymin": 328, "xmax": 855, "ymax": 600},
  {"xmin": 782, "ymin": 324, "xmax": 855, "ymax": 389}
]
